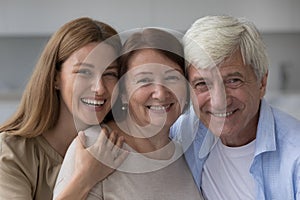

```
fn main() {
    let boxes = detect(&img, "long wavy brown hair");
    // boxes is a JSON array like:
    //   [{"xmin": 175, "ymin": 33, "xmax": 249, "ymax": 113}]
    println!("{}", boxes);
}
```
[{"xmin": 0, "ymin": 17, "xmax": 121, "ymax": 137}]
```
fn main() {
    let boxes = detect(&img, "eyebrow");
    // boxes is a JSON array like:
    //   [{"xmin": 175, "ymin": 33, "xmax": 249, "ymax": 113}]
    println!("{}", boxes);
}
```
[
  {"xmin": 224, "ymin": 72, "xmax": 243, "ymax": 78},
  {"xmin": 106, "ymin": 65, "xmax": 119, "ymax": 70},
  {"xmin": 134, "ymin": 71, "xmax": 153, "ymax": 76},
  {"xmin": 74, "ymin": 62, "xmax": 94, "ymax": 68},
  {"xmin": 134, "ymin": 68, "xmax": 182, "ymax": 75},
  {"xmin": 74, "ymin": 62, "xmax": 118, "ymax": 70},
  {"xmin": 191, "ymin": 72, "xmax": 243, "ymax": 81},
  {"xmin": 165, "ymin": 68, "xmax": 182, "ymax": 74},
  {"xmin": 190, "ymin": 77, "xmax": 205, "ymax": 85}
]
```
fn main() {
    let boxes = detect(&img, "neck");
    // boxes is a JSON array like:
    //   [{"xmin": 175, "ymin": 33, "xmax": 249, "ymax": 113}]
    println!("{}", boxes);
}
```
[
  {"xmin": 220, "ymin": 133, "xmax": 256, "ymax": 147},
  {"xmin": 219, "ymin": 110, "xmax": 259, "ymax": 147},
  {"xmin": 108, "ymin": 120, "xmax": 174, "ymax": 159},
  {"xmin": 42, "ymin": 108, "xmax": 78, "ymax": 157},
  {"xmin": 220, "ymin": 122, "xmax": 257, "ymax": 147}
]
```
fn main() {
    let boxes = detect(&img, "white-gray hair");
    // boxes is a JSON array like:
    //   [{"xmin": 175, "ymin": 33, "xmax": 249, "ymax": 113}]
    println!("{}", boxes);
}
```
[{"xmin": 183, "ymin": 15, "xmax": 268, "ymax": 80}]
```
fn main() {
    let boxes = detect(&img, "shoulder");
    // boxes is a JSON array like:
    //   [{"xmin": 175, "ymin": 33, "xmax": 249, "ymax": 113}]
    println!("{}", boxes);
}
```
[
  {"xmin": 0, "ymin": 131, "xmax": 62, "ymax": 168},
  {"xmin": 0, "ymin": 132, "xmax": 41, "ymax": 190},
  {"xmin": 269, "ymin": 108, "xmax": 300, "ymax": 158},
  {"xmin": 0, "ymin": 132, "xmax": 36, "ymax": 155},
  {"xmin": 260, "ymin": 100, "xmax": 300, "ymax": 145},
  {"xmin": 0, "ymin": 132, "xmax": 62, "ymax": 199},
  {"xmin": 272, "ymin": 108, "xmax": 300, "ymax": 139},
  {"xmin": 273, "ymin": 107, "xmax": 300, "ymax": 129},
  {"xmin": 0, "ymin": 132, "xmax": 45, "ymax": 170}
]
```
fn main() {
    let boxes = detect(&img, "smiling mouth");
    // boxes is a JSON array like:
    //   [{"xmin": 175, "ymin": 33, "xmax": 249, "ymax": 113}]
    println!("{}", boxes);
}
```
[
  {"xmin": 147, "ymin": 103, "xmax": 173, "ymax": 111},
  {"xmin": 211, "ymin": 111, "xmax": 234, "ymax": 118},
  {"xmin": 81, "ymin": 98, "xmax": 105, "ymax": 107}
]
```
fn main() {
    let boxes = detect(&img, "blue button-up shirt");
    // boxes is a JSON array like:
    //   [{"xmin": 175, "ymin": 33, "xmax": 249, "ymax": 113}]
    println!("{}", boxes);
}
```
[{"xmin": 170, "ymin": 99, "xmax": 300, "ymax": 199}]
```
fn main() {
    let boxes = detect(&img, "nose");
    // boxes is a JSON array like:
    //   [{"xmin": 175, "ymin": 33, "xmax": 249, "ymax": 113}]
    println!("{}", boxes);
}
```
[
  {"xmin": 91, "ymin": 77, "xmax": 107, "ymax": 95},
  {"xmin": 151, "ymin": 84, "xmax": 170, "ymax": 101},
  {"xmin": 210, "ymin": 83, "xmax": 229, "ymax": 111}
]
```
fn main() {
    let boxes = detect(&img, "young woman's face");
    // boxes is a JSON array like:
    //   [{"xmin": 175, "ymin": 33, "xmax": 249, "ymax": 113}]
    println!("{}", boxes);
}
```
[
  {"xmin": 123, "ymin": 49, "xmax": 187, "ymax": 131},
  {"xmin": 57, "ymin": 42, "xmax": 119, "ymax": 130}
]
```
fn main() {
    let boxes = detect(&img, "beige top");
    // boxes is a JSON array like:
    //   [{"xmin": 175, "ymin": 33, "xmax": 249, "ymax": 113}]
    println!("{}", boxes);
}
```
[
  {"xmin": 0, "ymin": 132, "xmax": 63, "ymax": 200},
  {"xmin": 54, "ymin": 125, "xmax": 203, "ymax": 200},
  {"xmin": 87, "ymin": 155, "xmax": 204, "ymax": 200}
]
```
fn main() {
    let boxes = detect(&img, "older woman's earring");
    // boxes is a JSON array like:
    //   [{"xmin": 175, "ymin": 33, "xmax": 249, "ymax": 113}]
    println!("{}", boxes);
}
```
[
  {"xmin": 121, "ymin": 103, "xmax": 128, "ymax": 111},
  {"xmin": 54, "ymin": 85, "xmax": 59, "ymax": 90}
]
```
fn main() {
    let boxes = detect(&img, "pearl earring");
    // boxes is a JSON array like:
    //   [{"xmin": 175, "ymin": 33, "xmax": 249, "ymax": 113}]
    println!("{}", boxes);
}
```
[{"xmin": 121, "ymin": 103, "xmax": 128, "ymax": 111}]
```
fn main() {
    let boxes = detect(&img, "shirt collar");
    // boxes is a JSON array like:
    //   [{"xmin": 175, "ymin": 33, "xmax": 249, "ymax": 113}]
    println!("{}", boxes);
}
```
[
  {"xmin": 197, "ymin": 123, "xmax": 219, "ymax": 159},
  {"xmin": 254, "ymin": 98, "xmax": 276, "ymax": 156},
  {"xmin": 197, "ymin": 98, "xmax": 276, "ymax": 159}
]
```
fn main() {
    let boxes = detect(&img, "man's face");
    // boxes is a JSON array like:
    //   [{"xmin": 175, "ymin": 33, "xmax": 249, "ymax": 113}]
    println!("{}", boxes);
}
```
[{"xmin": 188, "ymin": 50, "xmax": 267, "ymax": 146}]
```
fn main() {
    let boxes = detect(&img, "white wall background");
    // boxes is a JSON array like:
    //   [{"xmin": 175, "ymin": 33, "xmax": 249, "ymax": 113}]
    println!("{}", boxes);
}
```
[
  {"xmin": 0, "ymin": 0, "xmax": 300, "ymax": 123},
  {"xmin": 1, "ymin": 0, "xmax": 300, "ymax": 35}
]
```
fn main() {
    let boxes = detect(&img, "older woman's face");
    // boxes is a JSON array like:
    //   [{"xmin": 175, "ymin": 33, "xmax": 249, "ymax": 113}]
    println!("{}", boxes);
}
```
[
  {"xmin": 57, "ymin": 42, "xmax": 119, "ymax": 130},
  {"xmin": 123, "ymin": 49, "xmax": 187, "ymax": 131}
]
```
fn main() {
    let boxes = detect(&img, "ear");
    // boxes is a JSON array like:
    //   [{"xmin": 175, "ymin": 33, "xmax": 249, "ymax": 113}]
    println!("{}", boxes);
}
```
[
  {"xmin": 54, "ymin": 71, "xmax": 61, "ymax": 90},
  {"xmin": 259, "ymin": 71, "xmax": 268, "ymax": 99}
]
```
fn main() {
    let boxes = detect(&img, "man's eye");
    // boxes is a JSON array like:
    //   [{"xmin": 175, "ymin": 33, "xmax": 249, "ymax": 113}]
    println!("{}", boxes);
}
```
[
  {"xmin": 194, "ymin": 81, "xmax": 209, "ymax": 92},
  {"xmin": 225, "ymin": 78, "xmax": 243, "ymax": 88}
]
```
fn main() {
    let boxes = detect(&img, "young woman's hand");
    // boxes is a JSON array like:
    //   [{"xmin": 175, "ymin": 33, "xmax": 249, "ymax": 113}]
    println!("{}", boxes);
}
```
[
  {"xmin": 74, "ymin": 127, "xmax": 128, "ymax": 188},
  {"xmin": 55, "ymin": 128, "xmax": 128, "ymax": 200}
]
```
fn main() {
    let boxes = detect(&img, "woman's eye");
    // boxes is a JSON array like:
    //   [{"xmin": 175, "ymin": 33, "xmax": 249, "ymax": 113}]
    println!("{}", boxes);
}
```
[
  {"xmin": 136, "ymin": 78, "xmax": 154, "ymax": 84},
  {"xmin": 76, "ymin": 69, "xmax": 92, "ymax": 76},
  {"xmin": 102, "ymin": 72, "xmax": 118, "ymax": 79},
  {"xmin": 165, "ymin": 75, "xmax": 180, "ymax": 82}
]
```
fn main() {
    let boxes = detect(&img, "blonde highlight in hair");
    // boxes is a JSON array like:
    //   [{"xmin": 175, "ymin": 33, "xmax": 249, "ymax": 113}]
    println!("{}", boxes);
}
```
[{"xmin": 0, "ymin": 17, "xmax": 121, "ymax": 137}]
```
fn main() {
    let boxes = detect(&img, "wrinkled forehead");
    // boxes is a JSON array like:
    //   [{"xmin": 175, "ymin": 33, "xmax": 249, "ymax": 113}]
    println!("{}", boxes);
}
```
[
  {"xmin": 187, "ymin": 64, "xmax": 222, "ymax": 81},
  {"xmin": 187, "ymin": 49, "xmax": 246, "ymax": 80}
]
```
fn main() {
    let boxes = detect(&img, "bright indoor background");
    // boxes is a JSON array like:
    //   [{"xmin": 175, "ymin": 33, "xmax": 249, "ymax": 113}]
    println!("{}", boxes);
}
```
[{"xmin": 0, "ymin": 0, "xmax": 300, "ymax": 124}]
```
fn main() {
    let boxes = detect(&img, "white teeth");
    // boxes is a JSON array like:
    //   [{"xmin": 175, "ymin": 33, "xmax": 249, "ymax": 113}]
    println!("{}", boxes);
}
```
[
  {"xmin": 149, "ymin": 104, "xmax": 171, "ymax": 111},
  {"xmin": 82, "ymin": 98, "xmax": 104, "ymax": 106},
  {"xmin": 212, "ymin": 111, "xmax": 233, "ymax": 117}
]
